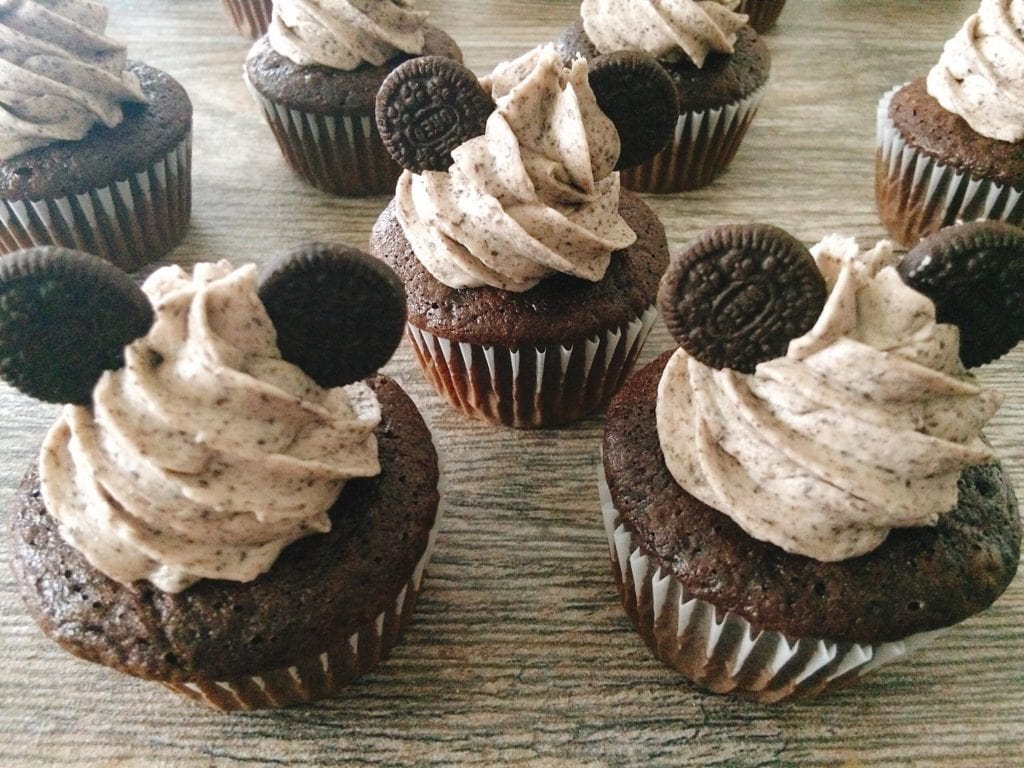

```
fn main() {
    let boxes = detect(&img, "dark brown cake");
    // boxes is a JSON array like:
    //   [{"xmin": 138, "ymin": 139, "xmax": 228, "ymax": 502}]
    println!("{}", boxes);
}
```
[
  {"xmin": 370, "ymin": 189, "xmax": 668, "ymax": 348},
  {"xmin": 0, "ymin": 63, "xmax": 193, "ymax": 269},
  {"xmin": 9, "ymin": 374, "xmax": 440, "ymax": 705},
  {"xmin": 603, "ymin": 351, "xmax": 1021, "ymax": 645}
]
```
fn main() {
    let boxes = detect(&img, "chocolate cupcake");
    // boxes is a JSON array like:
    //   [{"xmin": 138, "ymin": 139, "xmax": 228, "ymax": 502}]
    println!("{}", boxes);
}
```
[
  {"xmin": 5, "ymin": 244, "xmax": 441, "ymax": 711},
  {"xmin": 244, "ymin": 0, "xmax": 463, "ymax": 197},
  {"xmin": 371, "ymin": 48, "xmax": 671, "ymax": 428},
  {"xmin": 556, "ymin": 0, "xmax": 770, "ymax": 193},
  {"xmin": 875, "ymin": 0, "xmax": 1024, "ymax": 248},
  {"xmin": 601, "ymin": 225, "xmax": 1021, "ymax": 702},
  {"xmin": 0, "ymin": 2, "xmax": 193, "ymax": 271},
  {"xmin": 221, "ymin": 0, "xmax": 273, "ymax": 39},
  {"xmin": 737, "ymin": 0, "xmax": 787, "ymax": 33}
]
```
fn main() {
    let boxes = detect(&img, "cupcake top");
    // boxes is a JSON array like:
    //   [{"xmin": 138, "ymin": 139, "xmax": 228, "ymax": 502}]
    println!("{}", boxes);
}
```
[
  {"xmin": 579, "ymin": 0, "xmax": 748, "ymax": 67},
  {"xmin": 40, "ymin": 261, "xmax": 382, "ymax": 593},
  {"xmin": 656, "ymin": 234, "xmax": 1003, "ymax": 562},
  {"xmin": 268, "ymin": 0, "xmax": 427, "ymax": 70},
  {"xmin": 0, "ymin": 0, "xmax": 146, "ymax": 160},
  {"xmin": 925, "ymin": 0, "xmax": 1024, "ymax": 143},
  {"xmin": 393, "ymin": 46, "xmax": 636, "ymax": 292}
]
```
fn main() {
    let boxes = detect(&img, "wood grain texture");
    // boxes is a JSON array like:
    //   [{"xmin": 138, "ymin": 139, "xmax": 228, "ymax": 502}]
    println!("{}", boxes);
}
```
[{"xmin": 1, "ymin": 1, "xmax": 1021, "ymax": 765}]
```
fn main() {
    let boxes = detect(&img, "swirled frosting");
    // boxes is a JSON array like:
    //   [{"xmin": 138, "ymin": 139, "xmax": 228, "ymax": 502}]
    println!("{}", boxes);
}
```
[
  {"xmin": 580, "ymin": 0, "xmax": 747, "ymax": 67},
  {"xmin": 39, "ymin": 262, "xmax": 381, "ymax": 593},
  {"xmin": 395, "ymin": 46, "xmax": 635, "ymax": 292},
  {"xmin": 268, "ymin": 0, "xmax": 427, "ymax": 70},
  {"xmin": 656, "ymin": 235, "xmax": 1003, "ymax": 562},
  {"xmin": 926, "ymin": 0, "xmax": 1024, "ymax": 142},
  {"xmin": 0, "ymin": 0, "xmax": 146, "ymax": 160}
]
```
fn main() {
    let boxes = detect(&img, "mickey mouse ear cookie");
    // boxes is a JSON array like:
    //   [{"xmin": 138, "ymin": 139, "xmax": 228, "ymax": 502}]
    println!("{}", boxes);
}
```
[
  {"xmin": 898, "ymin": 221, "xmax": 1024, "ymax": 368},
  {"xmin": 658, "ymin": 224, "xmax": 826, "ymax": 373},
  {"xmin": 258, "ymin": 243, "xmax": 407, "ymax": 388},
  {"xmin": 0, "ymin": 247, "xmax": 154, "ymax": 405},
  {"xmin": 588, "ymin": 51, "xmax": 679, "ymax": 171},
  {"xmin": 376, "ymin": 56, "xmax": 496, "ymax": 173}
]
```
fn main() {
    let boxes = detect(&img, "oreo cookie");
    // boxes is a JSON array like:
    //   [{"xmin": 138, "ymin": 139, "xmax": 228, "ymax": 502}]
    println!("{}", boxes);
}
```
[
  {"xmin": 0, "ymin": 246, "xmax": 153, "ymax": 405},
  {"xmin": 898, "ymin": 221, "xmax": 1024, "ymax": 368},
  {"xmin": 376, "ymin": 56, "xmax": 495, "ymax": 173},
  {"xmin": 659, "ymin": 224, "xmax": 826, "ymax": 373},
  {"xmin": 258, "ymin": 243, "xmax": 407, "ymax": 388},
  {"xmin": 588, "ymin": 51, "xmax": 679, "ymax": 170}
]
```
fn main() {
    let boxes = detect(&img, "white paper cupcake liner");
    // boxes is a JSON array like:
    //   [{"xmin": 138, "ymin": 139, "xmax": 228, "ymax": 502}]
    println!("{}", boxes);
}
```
[
  {"xmin": 221, "ymin": 0, "xmax": 272, "ymax": 39},
  {"xmin": 246, "ymin": 78, "xmax": 401, "ymax": 197},
  {"xmin": 875, "ymin": 84, "xmax": 1024, "ymax": 247},
  {"xmin": 164, "ymin": 485, "xmax": 445, "ymax": 712},
  {"xmin": 597, "ymin": 466, "xmax": 949, "ymax": 703},
  {"xmin": 620, "ymin": 85, "xmax": 766, "ymax": 193},
  {"xmin": 0, "ymin": 134, "xmax": 192, "ymax": 271},
  {"xmin": 406, "ymin": 305, "xmax": 659, "ymax": 428}
]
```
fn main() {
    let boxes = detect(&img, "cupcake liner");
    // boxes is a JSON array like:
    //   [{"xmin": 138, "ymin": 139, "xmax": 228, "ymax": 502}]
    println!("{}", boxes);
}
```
[
  {"xmin": 406, "ymin": 305, "xmax": 659, "ymax": 428},
  {"xmin": 738, "ymin": 0, "xmax": 787, "ymax": 33},
  {"xmin": 246, "ymin": 77, "xmax": 401, "ymax": 197},
  {"xmin": 598, "ymin": 466, "xmax": 949, "ymax": 703},
  {"xmin": 221, "ymin": 0, "xmax": 273, "ymax": 39},
  {"xmin": 163, "ymin": 483, "xmax": 445, "ymax": 712},
  {"xmin": 0, "ymin": 134, "xmax": 192, "ymax": 271},
  {"xmin": 620, "ymin": 85, "xmax": 766, "ymax": 193},
  {"xmin": 875, "ymin": 84, "xmax": 1024, "ymax": 247}
]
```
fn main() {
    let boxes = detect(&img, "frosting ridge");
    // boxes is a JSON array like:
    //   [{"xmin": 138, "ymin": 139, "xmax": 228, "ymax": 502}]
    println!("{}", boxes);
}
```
[
  {"xmin": 580, "ymin": 0, "xmax": 747, "ymax": 67},
  {"xmin": 0, "ymin": 0, "xmax": 146, "ymax": 160},
  {"xmin": 40, "ymin": 262, "xmax": 382, "ymax": 593},
  {"xmin": 926, "ymin": 0, "xmax": 1024, "ymax": 143},
  {"xmin": 656, "ymin": 235, "xmax": 1003, "ymax": 561},
  {"xmin": 395, "ymin": 46, "xmax": 635, "ymax": 292},
  {"xmin": 268, "ymin": 0, "xmax": 427, "ymax": 70}
]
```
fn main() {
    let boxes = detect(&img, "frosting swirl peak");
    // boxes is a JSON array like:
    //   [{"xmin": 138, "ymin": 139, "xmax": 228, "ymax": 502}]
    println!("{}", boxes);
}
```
[
  {"xmin": 395, "ymin": 46, "xmax": 636, "ymax": 292},
  {"xmin": 268, "ymin": 0, "xmax": 427, "ymax": 70},
  {"xmin": 580, "ymin": 0, "xmax": 748, "ymax": 67},
  {"xmin": 0, "ymin": 0, "xmax": 146, "ymax": 160},
  {"xmin": 40, "ymin": 262, "xmax": 382, "ymax": 593},
  {"xmin": 926, "ymin": 0, "xmax": 1024, "ymax": 143},
  {"xmin": 656, "ymin": 236, "xmax": 1003, "ymax": 561}
]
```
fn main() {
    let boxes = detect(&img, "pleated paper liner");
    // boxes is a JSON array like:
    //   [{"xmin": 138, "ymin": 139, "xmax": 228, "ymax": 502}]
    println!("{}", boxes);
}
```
[
  {"xmin": 221, "ymin": 0, "xmax": 272, "ymax": 39},
  {"xmin": 875, "ymin": 84, "xmax": 1024, "ymax": 248},
  {"xmin": 598, "ymin": 468, "xmax": 949, "ymax": 703},
  {"xmin": 164, "ymin": 511, "xmax": 442, "ymax": 711},
  {"xmin": 738, "ymin": 0, "xmax": 788, "ymax": 33},
  {"xmin": 407, "ymin": 305, "xmax": 658, "ymax": 428},
  {"xmin": 620, "ymin": 86, "xmax": 765, "ymax": 194},
  {"xmin": 246, "ymin": 77, "xmax": 402, "ymax": 197},
  {"xmin": 0, "ymin": 134, "xmax": 192, "ymax": 272}
]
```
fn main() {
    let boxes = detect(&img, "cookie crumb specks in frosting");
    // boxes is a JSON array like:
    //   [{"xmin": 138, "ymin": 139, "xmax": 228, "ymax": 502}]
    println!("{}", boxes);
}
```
[
  {"xmin": 39, "ymin": 261, "xmax": 382, "ymax": 593},
  {"xmin": 395, "ymin": 45, "xmax": 635, "ymax": 292},
  {"xmin": 926, "ymin": 0, "xmax": 1024, "ymax": 143},
  {"xmin": 269, "ymin": 0, "xmax": 427, "ymax": 70},
  {"xmin": 656, "ymin": 236, "xmax": 1003, "ymax": 562},
  {"xmin": 580, "ymin": 0, "xmax": 748, "ymax": 67},
  {"xmin": 0, "ymin": 0, "xmax": 146, "ymax": 159}
]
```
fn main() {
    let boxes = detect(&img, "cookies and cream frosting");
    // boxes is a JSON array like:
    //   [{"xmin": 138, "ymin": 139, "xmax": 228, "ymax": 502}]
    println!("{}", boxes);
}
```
[
  {"xmin": 0, "ymin": 0, "xmax": 146, "ymax": 160},
  {"xmin": 40, "ymin": 262, "xmax": 381, "ymax": 593},
  {"xmin": 580, "ymin": 0, "xmax": 747, "ymax": 67},
  {"xmin": 926, "ymin": 0, "xmax": 1024, "ymax": 143},
  {"xmin": 395, "ymin": 46, "xmax": 635, "ymax": 292},
  {"xmin": 656, "ymin": 235, "xmax": 1002, "ymax": 562},
  {"xmin": 268, "ymin": 0, "xmax": 427, "ymax": 70}
]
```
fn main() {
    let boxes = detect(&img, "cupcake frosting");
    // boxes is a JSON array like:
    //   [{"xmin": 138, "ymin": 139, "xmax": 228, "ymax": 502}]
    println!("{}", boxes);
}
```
[
  {"xmin": 39, "ymin": 262, "xmax": 382, "ymax": 593},
  {"xmin": 395, "ymin": 46, "xmax": 636, "ymax": 292},
  {"xmin": 580, "ymin": 0, "xmax": 748, "ymax": 67},
  {"xmin": 926, "ymin": 0, "xmax": 1024, "ymax": 143},
  {"xmin": 0, "ymin": 0, "xmax": 146, "ymax": 160},
  {"xmin": 268, "ymin": 0, "xmax": 427, "ymax": 70},
  {"xmin": 656, "ymin": 235, "xmax": 1003, "ymax": 562}
]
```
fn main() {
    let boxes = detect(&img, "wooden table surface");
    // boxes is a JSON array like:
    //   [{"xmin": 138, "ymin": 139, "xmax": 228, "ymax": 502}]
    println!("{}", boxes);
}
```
[{"xmin": 1, "ymin": 1, "xmax": 1021, "ymax": 765}]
